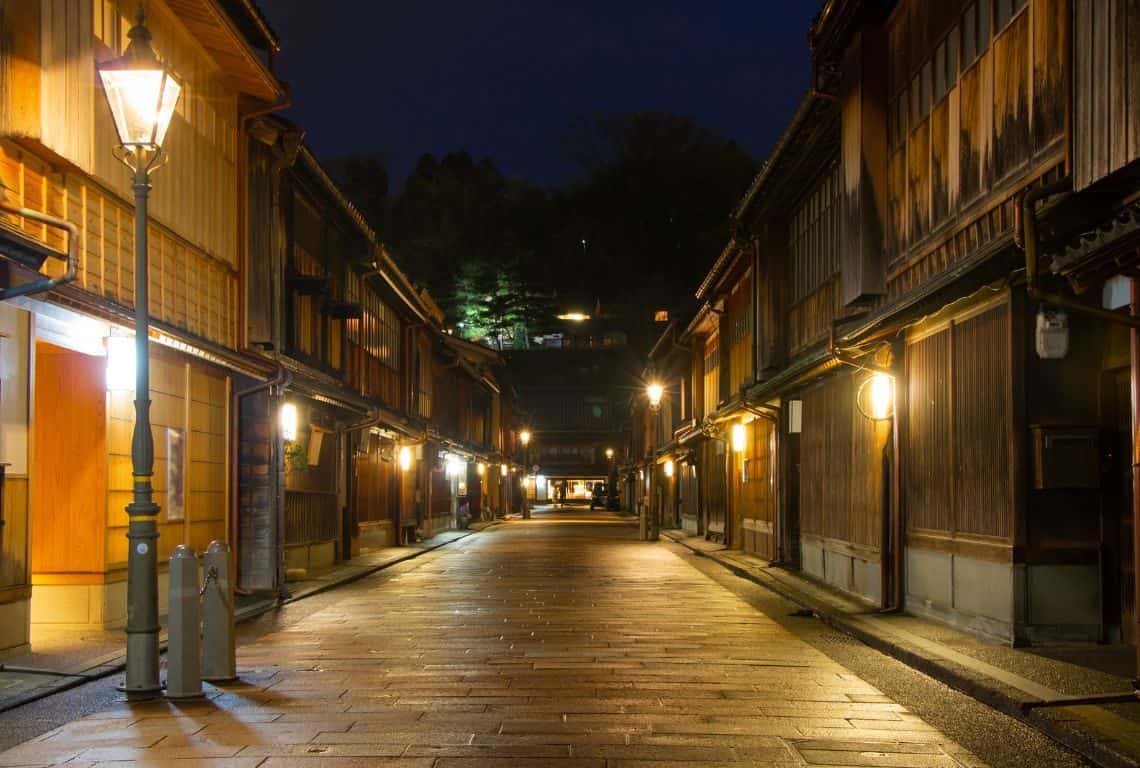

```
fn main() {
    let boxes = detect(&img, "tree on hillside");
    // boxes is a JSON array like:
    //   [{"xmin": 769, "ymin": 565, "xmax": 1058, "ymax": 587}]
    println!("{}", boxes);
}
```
[
  {"xmin": 558, "ymin": 112, "xmax": 756, "ymax": 304},
  {"xmin": 452, "ymin": 258, "xmax": 551, "ymax": 351},
  {"xmin": 326, "ymin": 153, "xmax": 390, "ymax": 233}
]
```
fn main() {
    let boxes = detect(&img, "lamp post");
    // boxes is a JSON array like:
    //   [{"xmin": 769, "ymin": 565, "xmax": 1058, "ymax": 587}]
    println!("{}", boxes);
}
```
[
  {"xmin": 519, "ymin": 430, "xmax": 532, "ymax": 519},
  {"xmin": 98, "ymin": 6, "xmax": 182, "ymax": 700},
  {"xmin": 645, "ymin": 382, "xmax": 664, "ymax": 541}
]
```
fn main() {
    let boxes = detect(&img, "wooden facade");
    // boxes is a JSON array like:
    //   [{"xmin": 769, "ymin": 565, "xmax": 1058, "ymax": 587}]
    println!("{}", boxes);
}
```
[
  {"xmin": 647, "ymin": 0, "xmax": 1139, "ymax": 644},
  {"xmin": 0, "ymin": 1, "xmax": 516, "ymax": 654}
]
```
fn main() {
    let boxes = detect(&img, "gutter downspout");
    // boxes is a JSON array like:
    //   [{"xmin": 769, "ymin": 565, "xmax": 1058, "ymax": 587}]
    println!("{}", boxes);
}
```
[{"xmin": 0, "ymin": 204, "xmax": 79, "ymax": 300}]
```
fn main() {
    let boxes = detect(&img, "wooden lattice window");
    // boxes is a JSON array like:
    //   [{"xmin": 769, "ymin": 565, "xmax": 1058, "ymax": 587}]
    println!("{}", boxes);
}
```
[{"xmin": 789, "ymin": 164, "xmax": 841, "ymax": 304}]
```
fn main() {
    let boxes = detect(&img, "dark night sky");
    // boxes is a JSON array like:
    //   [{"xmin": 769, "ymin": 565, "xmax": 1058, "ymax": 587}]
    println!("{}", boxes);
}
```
[{"xmin": 259, "ymin": 1, "xmax": 818, "ymax": 187}]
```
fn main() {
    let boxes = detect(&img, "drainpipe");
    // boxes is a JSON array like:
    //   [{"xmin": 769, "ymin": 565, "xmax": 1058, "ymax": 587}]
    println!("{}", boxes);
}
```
[{"xmin": 0, "ymin": 204, "xmax": 79, "ymax": 300}]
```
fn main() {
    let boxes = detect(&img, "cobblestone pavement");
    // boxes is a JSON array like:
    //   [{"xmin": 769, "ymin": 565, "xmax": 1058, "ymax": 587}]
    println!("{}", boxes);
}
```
[{"xmin": 0, "ymin": 512, "xmax": 1003, "ymax": 766}]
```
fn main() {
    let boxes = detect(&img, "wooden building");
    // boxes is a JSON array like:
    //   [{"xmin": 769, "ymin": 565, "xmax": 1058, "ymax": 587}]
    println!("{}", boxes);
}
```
[
  {"xmin": 0, "ymin": 0, "xmax": 283, "ymax": 653},
  {"xmin": 653, "ymin": 0, "xmax": 1140, "ymax": 648}
]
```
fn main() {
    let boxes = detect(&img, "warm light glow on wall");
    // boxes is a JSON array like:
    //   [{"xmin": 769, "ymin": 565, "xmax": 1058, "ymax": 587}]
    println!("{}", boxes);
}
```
[
  {"xmin": 664, "ymin": 459, "xmax": 674, "ymax": 478},
  {"xmin": 279, "ymin": 403, "xmax": 298, "ymax": 442},
  {"xmin": 398, "ymin": 446, "xmax": 413, "ymax": 472},
  {"xmin": 105, "ymin": 334, "xmax": 136, "ymax": 391},
  {"xmin": 731, "ymin": 422, "xmax": 747, "ymax": 453}
]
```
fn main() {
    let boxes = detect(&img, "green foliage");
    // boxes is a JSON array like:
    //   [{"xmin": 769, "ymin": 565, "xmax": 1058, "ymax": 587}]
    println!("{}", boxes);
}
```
[
  {"xmin": 327, "ymin": 113, "xmax": 756, "ymax": 353},
  {"xmin": 284, "ymin": 440, "xmax": 310, "ymax": 473},
  {"xmin": 452, "ymin": 258, "xmax": 551, "ymax": 350}
]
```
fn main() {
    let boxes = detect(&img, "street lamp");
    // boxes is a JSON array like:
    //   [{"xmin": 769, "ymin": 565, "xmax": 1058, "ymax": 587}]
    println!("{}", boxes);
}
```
[
  {"xmin": 519, "ymin": 430, "xmax": 531, "ymax": 447},
  {"xmin": 647, "ymin": 382, "xmax": 664, "ymax": 412},
  {"xmin": 605, "ymin": 447, "xmax": 614, "ymax": 460},
  {"xmin": 98, "ymin": 5, "xmax": 181, "ymax": 700}
]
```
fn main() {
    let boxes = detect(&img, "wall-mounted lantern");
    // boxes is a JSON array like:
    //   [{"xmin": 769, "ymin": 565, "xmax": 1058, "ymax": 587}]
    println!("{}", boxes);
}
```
[
  {"xmin": 731, "ymin": 422, "xmax": 747, "ymax": 453},
  {"xmin": 398, "ymin": 445, "xmax": 413, "ymax": 472},
  {"xmin": 856, "ymin": 372, "xmax": 895, "ymax": 421},
  {"xmin": 664, "ymin": 459, "xmax": 675, "ymax": 478},
  {"xmin": 279, "ymin": 403, "xmax": 298, "ymax": 442}
]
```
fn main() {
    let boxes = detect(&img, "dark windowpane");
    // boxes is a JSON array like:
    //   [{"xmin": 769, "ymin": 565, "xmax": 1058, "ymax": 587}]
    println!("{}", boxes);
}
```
[
  {"xmin": 921, "ymin": 60, "xmax": 932, "ymax": 116},
  {"xmin": 948, "ymin": 26, "xmax": 959, "ymax": 81},
  {"xmin": 934, "ymin": 41, "xmax": 946, "ymax": 101},
  {"xmin": 996, "ymin": 0, "xmax": 1010, "ymax": 29},
  {"xmin": 963, "ymin": 4, "xmax": 976, "ymax": 64},
  {"xmin": 979, "ymin": 0, "xmax": 990, "ymax": 49},
  {"xmin": 910, "ymin": 76, "xmax": 921, "ymax": 127}
]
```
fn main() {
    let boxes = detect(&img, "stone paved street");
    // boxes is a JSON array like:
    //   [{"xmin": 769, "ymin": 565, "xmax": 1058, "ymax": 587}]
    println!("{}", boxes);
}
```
[{"xmin": 0, "ymin": 511, "xmax": 1027, "ymax": 766}]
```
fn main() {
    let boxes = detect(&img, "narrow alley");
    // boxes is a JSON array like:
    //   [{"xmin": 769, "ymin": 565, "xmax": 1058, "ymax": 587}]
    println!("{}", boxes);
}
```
[{"xmin": 0, "ymin": 511, "xmax": 1083, "ymax": 767}]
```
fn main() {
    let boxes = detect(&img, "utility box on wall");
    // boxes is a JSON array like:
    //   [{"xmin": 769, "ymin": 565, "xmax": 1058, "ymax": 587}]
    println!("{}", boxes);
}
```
[{"xmin": 1030, "ymin": 426, "xmax": 1100, "ymax": 490}]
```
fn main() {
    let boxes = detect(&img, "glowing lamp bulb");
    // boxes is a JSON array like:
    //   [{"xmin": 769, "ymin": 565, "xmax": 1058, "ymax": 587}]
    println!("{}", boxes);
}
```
[
  {"xmin": 519, "ymin": 430, "xmax": 531, "ymax": 446},
  {"xmin": 398, "ymin": 446, "xmax": 413, "ymax": 472},
  {"xmin": 477, "ymin": 462, "xmax": 486, "ymax": 476},
  {"xmin": 731, "ymin": 423, "xmax": 747, "ymax": 453},
  {"xmin": 279, "ymin": 403, "xmax": 298, "ymax": 442},
  {"xmin": 869, "ymin": 373, "xmax": 894, "ymax": 420},
  {"xmin": 500, "ymin": 463, "xmax": 508, "ymax": 477},
  {"xmin": 647, "ymin": 382, "xmax": 664, "ymax": 409},
  {"xmin": 664, "ymin": 459, "xmax": 675, "ymax": 478}
]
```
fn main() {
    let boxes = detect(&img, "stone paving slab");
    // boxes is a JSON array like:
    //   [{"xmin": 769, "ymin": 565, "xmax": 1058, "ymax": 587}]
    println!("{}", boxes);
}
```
[
  {"xmin": 0, "ymin": 513, "xmax": 987, "ymax": 766},
  {"xmin": 0, "ymin": 528, "xmax": 483, "ymax": 715},
  {"xmin": 661, "ymin": 528, "xmax": 1140, "ymax": 768}
]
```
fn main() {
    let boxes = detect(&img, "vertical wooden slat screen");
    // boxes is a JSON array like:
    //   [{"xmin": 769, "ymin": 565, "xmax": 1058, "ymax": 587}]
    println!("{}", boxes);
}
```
[
  {"xmin": 953, "ymin": 304, "xmax": 1012, "ymax": 538},
  {"xmin": 799, "ymin": 370, "xmax": 884, "ymax": 549},
  {"xmin": 905, "ymin": 300, "xmax": 1012, "ymax": 540},
  {"xmin": 905, "ymin": 328, "xmax": 953, "ymax": 532},
  {"xmin": 702, "ymin": 334, "xmax": 719, "ymax": 417},
  {"xmin": 884, "ymin": 0, "xmax": 1066, "ymax": 275},
  {"xmin": 726, "ymin": 272, "xmax": 753, "ymax": 394},
  {"xmin": 0, "ymin": 141, "xmax": 238, "ymax": 349},
  {"xmin": 1073, "ymin": 0, "xmax": 1140, "ymax": 190}
]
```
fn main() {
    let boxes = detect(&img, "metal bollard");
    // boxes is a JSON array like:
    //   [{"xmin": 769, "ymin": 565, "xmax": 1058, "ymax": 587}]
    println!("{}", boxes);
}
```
[
  {"xmin": 166, "ymin": 545, "xmax": 202, "ymax": 699},
  {"xmin": 201, "ymin": 540, "xmax": 237, "ymax": 683}
]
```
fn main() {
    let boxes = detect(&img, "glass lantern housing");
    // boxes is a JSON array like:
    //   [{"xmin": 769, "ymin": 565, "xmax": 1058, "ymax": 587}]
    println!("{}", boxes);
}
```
[{"xmin": 98, "ymin": 9, "xmax": 181, "ymax": 150}]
